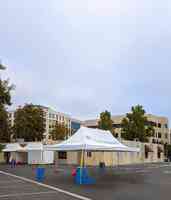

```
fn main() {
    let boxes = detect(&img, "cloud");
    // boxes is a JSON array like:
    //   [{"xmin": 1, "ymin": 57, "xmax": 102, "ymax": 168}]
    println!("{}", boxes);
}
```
[{"xmin": 0, "ymin": 0, "xmax": 171, "ymax": 121}]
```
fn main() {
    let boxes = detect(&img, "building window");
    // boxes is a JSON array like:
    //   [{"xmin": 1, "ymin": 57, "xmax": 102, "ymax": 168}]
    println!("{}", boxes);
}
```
[
  {"xmin": 165, "ymin": 133, "xmax": 168, "ymax": 139},
  {"xmin": 87, "ymin": 151, "xmax": 92, "ymax": 157},
  {"xmin": 155, "ymin": 132, "xmax": 157, "ymax": 138},
  {"xmin": 145, "ymin": 121, "xmax": 157, "ymax": 127},
  {"xmin": 165, "ymin": 124, "xmax": 168, "ymax": 129},
  {"xmin": 152, "ymin": 139, "xmax": 156, "ymax": 144},
  {"xmin": 58, "ymin": 151, "xmax": 67, "ymax": 159},
  {"xmin": 157, "ymin": 146, "xmax": 163, "ymax": 159},
  {"xmin": 158, "ymin": 132, "xmax": 161, "ymax": 138},
  {"xmin": 112, "ymin": 124, "xmax": 122, "ymax": 128},
  {"xmin": 158, "ymin": 151, "xmax": 161, "ymax": 159},
  {"xmin": 48, "ymin": 135, "xmax": 52, "ymax": 139},
  {"xmin": 158, "ymin": 123, "xmax": 161, "ymax": 128}
]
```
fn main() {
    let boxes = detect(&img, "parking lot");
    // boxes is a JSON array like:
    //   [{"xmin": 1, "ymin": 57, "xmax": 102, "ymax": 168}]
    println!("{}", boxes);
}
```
[
  {"xmin": 0, "ymin": 171, "xmax": 90, "ymax": 200},
  {"xmin": 0, "ymin": 163, "xmax": 171, "ymax": 200}
]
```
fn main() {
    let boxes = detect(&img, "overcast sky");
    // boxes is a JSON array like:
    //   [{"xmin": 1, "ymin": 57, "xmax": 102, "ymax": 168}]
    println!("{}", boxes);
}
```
[{"xmin": 1, "ymin": 1, "xmax": 171, "ymax": 121}]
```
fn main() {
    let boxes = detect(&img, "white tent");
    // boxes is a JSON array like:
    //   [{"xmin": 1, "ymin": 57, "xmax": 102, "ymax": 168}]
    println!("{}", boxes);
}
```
[
  {"xmin": 44, "ymin": 127, "xmax": 140, "ymax": 152},
  {"xmin": 27, "ymin": 143, "xmax": 54, "ymax": 164},
  {"xmin": 3, "ymin": 142, "xmax": 54, "ymax": 164},
  {"xmin": 3, "ymin": 143, "xmax": 28, "ymax": 163},
  {"xmin": 3, "ymin": 143, "xmax": 26, "ymax": 152}
]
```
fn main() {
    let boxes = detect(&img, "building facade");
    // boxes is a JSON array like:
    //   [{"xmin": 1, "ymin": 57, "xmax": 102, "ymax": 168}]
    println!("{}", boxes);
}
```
[
  {"xmin": 8, "ymin": 106, "xmax": 81, "ymax": 141},
  {"xmin": 83, "ymin": 114, "xmax": 170, "ymax": 144},
  {"xmin": 71, "ymin": 118, "xmax": 82, "ymax": 134}
]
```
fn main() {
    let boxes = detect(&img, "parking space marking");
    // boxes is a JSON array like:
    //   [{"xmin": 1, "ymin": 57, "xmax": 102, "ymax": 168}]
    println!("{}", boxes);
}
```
[
  {"xmin": 163, "ymin": 170, "xmax": 171, "ymax": 174},
  {"xmin": 0, "ymin": 191, "xmax": 56, "ymax": 198},
  {"xmin": 0, "ymin": 171, "xmax": 92, "ymax": 200},
  {"xmin": 134, "ymin": 170, "xmax": 150, "ymax": 173},
  {"xmin": 0, "ymin": 180, "xmax": 23, "ymax": 184}
]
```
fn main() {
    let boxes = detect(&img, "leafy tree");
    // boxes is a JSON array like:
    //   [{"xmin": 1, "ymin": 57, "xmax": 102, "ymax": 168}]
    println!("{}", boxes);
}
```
[
  {"xmin": 13, "ymin": 104, "xmax": 45, "ymax": 141},
  {"xmin": 50, "ymin": 122, "xmax": 69, "ymax": 140},
  {"xmin": 0, "ymin": 62, "xmax": 6, "ymax": 70},
  {"xmin": 98, "ymin": 110, "xmax": 113, "ymax": 131},
  {"xmin": 146, "ymin": 125, "xmax": 155, "ymax": 138},
  {"xmin": 121, "ymin": 105, "xmax": 153, "ymax": 142},
  {"xmin": 0, "ymin": 106, "xmax": 12, "ymax": 142},
  {"xmin": 0, "ymin": 62, "xmax": 13, "ymax": 142},
  {"xmin": 0, "ymin": 79, "xmax": 13, "ymax": 106},
  {"xmin": 0, "ymin": 144, "xmax": 5, "ymax": 152}
]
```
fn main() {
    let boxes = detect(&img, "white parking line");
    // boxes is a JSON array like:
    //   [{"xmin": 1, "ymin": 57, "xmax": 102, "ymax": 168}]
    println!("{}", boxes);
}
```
[
  {"xmin": 0, "ymin": 191, "xmax": 56, "ymax": 198},
  {"xmin": 0, "ymin": 180, "xmax": 23, "ymax": 184},
  {"xmin": 134, "ymin": 170, "xmax": 150, "ymax": 173},
  {"xmin": 163, "ymin": 170, "xmax": 171, "ymax": 174},
  {"xmin": 0, "ymin": 171, "xmax": 92, "ymax": 200}
]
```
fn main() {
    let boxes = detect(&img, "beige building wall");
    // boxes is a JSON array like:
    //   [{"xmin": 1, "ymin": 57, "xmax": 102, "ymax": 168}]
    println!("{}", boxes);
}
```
[{"xmin": 84, "ymin": 114, "xmax": 170, "ymax": 145}]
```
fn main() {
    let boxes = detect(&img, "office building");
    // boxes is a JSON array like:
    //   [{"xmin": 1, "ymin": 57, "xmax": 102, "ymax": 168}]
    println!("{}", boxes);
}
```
[
  {"xmin": 8, "ymin": 106, "xmax": 81, "ymax": 141},
  {"xmin": 84, "ymin": 114, "xmax": 170, "ymax": 144}
]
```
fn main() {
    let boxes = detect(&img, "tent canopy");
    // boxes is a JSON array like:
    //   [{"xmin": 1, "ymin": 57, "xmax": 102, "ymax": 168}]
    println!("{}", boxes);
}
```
[
  {"xmin": 3, "ymin": 142, "xmax": 43, "ymax": 152},
  {"xmin": 44, "ymin": 127, "xmax": 140, "ymax": 152},
  {"xmin": 3, "ymin": 143, "xmax": 24, "ymax": 152},
  {"xmin": 26, "ymin": 143, "xmax": 43, "ymax": 151}
]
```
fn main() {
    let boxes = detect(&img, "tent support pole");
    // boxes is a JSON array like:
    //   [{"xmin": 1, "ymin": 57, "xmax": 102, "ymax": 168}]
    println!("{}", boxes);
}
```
[
  {"xmin": 117, "ymin": 152, "xmax": 119, "ymax": 167},
  {"xmin": 80, "ymin": 149, "xmax": 84, "ymax": 184},
  {"xmin": 84, "ymin": 150, "xmax": 86, "ymax": 168},
  {"xmin": 103, "ymin": 151, "xmax": 105, "ymax": 164}
]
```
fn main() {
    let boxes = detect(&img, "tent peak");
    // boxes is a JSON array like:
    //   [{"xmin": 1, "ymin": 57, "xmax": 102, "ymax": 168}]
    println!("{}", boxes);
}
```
[{"xmin": 45, "ymin": 127, "xmax": 140, "ymax": 152}]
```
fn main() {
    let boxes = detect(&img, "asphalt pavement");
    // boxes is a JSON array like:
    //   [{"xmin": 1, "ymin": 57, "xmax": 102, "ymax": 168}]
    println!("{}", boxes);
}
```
[{"xmin": 0, "ymin": 163, "xmax": 171, "ymax": 200}]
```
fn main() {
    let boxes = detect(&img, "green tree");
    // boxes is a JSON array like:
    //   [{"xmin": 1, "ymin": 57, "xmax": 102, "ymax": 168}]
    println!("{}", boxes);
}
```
[
  {"xmin": 0, "ymin": 106, "xmax": 12, "ymax": 142},
  {"xmin": 0, "ymin": 144, "xmax": 5, "ymax": 152},
  {"xmin": 0, "ymin": 62, "xmax": 13, "ymax": 142},
  {"xmin": 0, "ymin": 62, "xmax": 6, "ymax": 70},
  {"xmin": 50, "ymin": 122, "xmax": 69, "ymax": 140},
  {"xmin": 146, "ymin": 125, "xmax": 155, "ymax": 138},
  {"xmin": 121, "ymin": 105, "xmax": 153, "ymax": 142},
  {"xmin": 0, "ymin": 79, "xmax": 13, "ymax": 106},
  {"xmin": 98, "ymin": 110, "xmax": 113, "ymax": 131},
  {"xmin": 13, "ymin": 104, "xmax": 45, "ymax": 141}
]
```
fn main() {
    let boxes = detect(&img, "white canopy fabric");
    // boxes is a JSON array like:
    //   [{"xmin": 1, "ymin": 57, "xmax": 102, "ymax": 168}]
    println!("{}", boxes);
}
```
[
  {"xmin": 26, "ymin": 143, "xmax": 43, "ymax": 151},
  {"xmin": 3, "ymin": 143, "xmax": 25, "ymax": 152},
  {"xmin": 3, "ymin": 142, "xmax": 43, "ymax": 152},
  {"xmin": 44, "ymin": 127, "xmax": 140, "ymax": 152}
]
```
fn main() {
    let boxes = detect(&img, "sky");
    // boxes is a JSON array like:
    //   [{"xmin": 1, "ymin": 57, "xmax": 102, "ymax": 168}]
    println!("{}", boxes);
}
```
[{"xmin": 0, "ymin": 0, "xmax": 171, "ymax": 121}]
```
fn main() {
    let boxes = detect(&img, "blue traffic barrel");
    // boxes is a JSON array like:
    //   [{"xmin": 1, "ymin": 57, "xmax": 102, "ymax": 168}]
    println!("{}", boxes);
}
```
[{"xmin": 35, "ymin": 167, "xmax": 45, "ymax": 182}]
